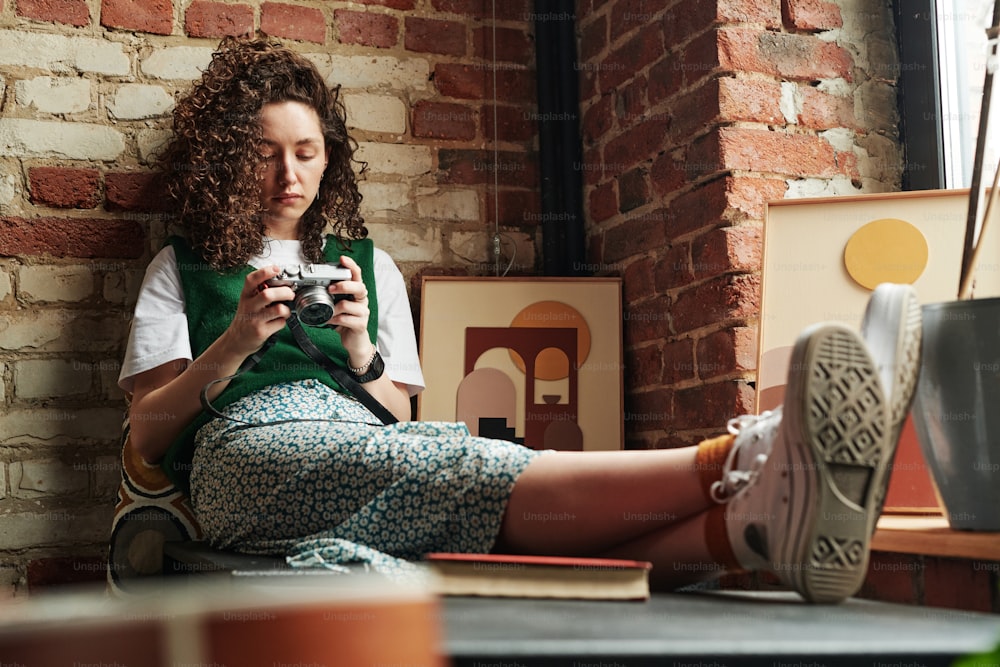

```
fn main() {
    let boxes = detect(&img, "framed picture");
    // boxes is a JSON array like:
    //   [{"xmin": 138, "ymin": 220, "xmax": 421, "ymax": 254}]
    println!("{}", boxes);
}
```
[
  {"xmin": 759, "ymin": 188, "xmax": 1000, "ymax": 513},
  {"xmin": 418, "ymin": 276, "xmax": 624, "ymax": 451}
]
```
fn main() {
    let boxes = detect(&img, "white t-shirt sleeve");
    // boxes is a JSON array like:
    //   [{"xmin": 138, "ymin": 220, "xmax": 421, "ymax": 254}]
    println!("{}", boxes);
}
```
[
  {"xmin": 118, "ymin": 246, "xmax": 193, "ymax": 393},
  {"xmin": 373, "ymin": 248, "xmax": 425, "ymax": 396}
]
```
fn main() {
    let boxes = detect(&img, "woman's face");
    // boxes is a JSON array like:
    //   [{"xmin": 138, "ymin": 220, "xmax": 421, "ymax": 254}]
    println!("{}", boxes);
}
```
[{"xmin": 258, "ymin": 100, "xmax": 329, "ymax": 238}]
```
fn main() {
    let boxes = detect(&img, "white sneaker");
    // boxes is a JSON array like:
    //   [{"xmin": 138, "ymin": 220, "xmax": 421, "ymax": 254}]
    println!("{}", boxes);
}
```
[
  {"xmin": 720, "ymin": 322, "xmax": 888, "ymax": 603},
  {"xmin": 860, "ymin": 283, "xmax": 922, "ymax": 532}
]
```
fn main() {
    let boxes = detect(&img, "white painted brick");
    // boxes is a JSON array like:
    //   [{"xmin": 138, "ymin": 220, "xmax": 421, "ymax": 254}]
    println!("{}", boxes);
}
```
[
  {"xmin": 0, "ymin": 266, "xmax": 11, "ymax": 301},
  {"xmin": 0, "ymin": 407, "xmax": 121, "ymax": 444},
  {"xmin": 13, "ymin": 359, "xmax": 92, "ymax": 399},
  {"xmin": 137, "ymin": 128, "xmax": 172, "ymax": 164},
  {"xmin": 307, "ymin": 53, "xmax": 429, "ymax": 91},
  {"xmin": 0, "ymin": 118, "xmax": 125, "ymax": 161},
  {"xmin": 0, "ymin": 30, "xmax": 130, "ymax": 76},
  {"xmin": 92, "ymin": 455, "xmax": 123, "ymax": 497},
  {"xmin": 0, "ymin": 310, "xmax": 125, "ymax": 353},
  {"xmin": 0, "ymin": 172, "xmax": 17, "ymax": 207},
  {"xmin": 450, "ymin": 231, "xmax": 491, "ymax": 264},
  {"xmin": 108, "ymin": 84, "xmax": 175, "ymax": 120},
  {"xmin": 9, "ymin": 459, "xmax": 88, "ymax": 497},
  {"xmin": 140, "ymin": 46, "xmax": 214, "ymax": 81},
  {"xmin": 416, "ymin": 187, "xmax": 480, "ymax": 221},
  {"xmin": 344, "ymin": 92, "xmax": 407, "ymax": 134},
  {"xmin": 355, "ymin": 142, "xmax": 432, "ymax": 177},
  {"xmin": 358, "ymin": 181, "xmax": 411, "ymax": 218},
  {"xmin": 0, "ymin": 504, "xmax": 111, "ymax": 550},
  {"xmin": 0, "ymin": 363, "xmax": 6, "ymax": 405},
  {"xmin": 0, "ymin": 566, "xmax": 27, "ymax": 600},
  {"xmin": 0, "ymin": 462, "xmax": 5, "ymax": 500},
  {"xmin": 367, "ymin": 222, "xmax": 442, "ymax": 263},
  {"xmin": 16, "ymin": 76, "xmax": 91, "ymax": 115},
  {"xmin": 19, "ymin": 265, "xmax": 93, "ymax": 303}
]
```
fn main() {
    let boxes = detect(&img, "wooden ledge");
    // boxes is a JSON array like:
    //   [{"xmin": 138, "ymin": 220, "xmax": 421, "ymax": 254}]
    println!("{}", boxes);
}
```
[{"xmin": 873, "ymin": 514, "xmax": 1000, "ymax": 560}]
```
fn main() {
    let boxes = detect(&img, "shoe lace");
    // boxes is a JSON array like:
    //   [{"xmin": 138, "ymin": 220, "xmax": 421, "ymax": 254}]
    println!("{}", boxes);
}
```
[{"xmin": 709, "ymin": 408, "xmax": 779, "ymax": 503}]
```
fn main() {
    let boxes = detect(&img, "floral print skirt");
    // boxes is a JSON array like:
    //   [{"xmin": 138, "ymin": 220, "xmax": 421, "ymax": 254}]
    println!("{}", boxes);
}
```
[{"xmin": 189, "ymin": 380, "xmax": 541, "ymax": 573}]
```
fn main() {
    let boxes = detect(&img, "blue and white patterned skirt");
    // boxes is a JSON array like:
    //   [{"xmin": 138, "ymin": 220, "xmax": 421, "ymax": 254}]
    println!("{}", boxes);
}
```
[{"xmin": 189, "ymin": 380, "xmax": 541, "ymax": 573}]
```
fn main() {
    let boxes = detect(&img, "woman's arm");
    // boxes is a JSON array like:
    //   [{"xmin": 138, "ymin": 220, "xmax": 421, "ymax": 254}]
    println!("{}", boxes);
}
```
[{"xmin": 129, "ymin": 265, "xmax": 295, "ymax": 462}]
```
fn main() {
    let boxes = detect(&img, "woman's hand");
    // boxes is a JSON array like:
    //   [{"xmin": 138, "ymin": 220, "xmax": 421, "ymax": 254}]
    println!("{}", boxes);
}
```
[
  {"xmin": 326, "ymin": 255, "xmax": 376, "ymax": 367},
  {"xmin": 221, "ymin": 265, "xmax": 295, "ymax": 359}
]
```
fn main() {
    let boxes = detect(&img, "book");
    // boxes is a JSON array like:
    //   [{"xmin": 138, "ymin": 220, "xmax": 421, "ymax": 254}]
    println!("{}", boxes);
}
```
[{"xmin": 423, "ymin": 552, "xmax": 652, "ymax": 601}]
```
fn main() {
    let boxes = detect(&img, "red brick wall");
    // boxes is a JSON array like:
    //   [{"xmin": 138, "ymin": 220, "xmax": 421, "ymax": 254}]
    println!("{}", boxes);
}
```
[{"xmin": 575, "ymin": 0, "xmax": 903, "ymax": 448}]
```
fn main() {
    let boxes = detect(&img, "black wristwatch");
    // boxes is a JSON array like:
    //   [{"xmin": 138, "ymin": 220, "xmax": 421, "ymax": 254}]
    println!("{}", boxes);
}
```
[{"xmin": 350, "ymin": 350, "xmax": 385, "ymax": 383}]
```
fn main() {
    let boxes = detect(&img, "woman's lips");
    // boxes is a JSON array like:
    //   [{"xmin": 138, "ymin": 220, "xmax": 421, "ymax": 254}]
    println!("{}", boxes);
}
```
[{"xmin": 273, "ymin": 193, "xmax": 302, "ymax": 204}]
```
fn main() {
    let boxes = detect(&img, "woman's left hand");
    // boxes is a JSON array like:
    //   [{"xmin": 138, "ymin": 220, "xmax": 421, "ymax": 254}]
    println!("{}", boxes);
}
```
[{"xmin": 326, "ymin": 255, "xmax": 375, "ymax": 366}]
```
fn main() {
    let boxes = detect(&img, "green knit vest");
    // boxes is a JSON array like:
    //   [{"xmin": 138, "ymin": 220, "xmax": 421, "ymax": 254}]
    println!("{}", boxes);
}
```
[{"xmin": 162, "ymin": 235, "xmax": 378, "ymax": 492}]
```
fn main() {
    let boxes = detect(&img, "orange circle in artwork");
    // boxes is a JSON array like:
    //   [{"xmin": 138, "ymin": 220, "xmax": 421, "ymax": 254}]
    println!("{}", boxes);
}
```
[
  {"xmin": 509, "ymin": 301, "xmax": 591, "ymax": 381},
  {"xmin": 844, "ymin": 218, "xmax": 928, "ymax": 289}
]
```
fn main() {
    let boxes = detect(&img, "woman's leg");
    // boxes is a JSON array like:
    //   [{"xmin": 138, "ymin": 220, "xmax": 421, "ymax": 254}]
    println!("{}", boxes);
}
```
[{"xmin": 493, "ymin": 444, "xmax": 720, "ymax": 556}]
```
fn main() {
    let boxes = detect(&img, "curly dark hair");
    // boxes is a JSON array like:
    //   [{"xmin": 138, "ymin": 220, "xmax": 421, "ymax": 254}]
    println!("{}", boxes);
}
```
[{"xmin": 157, "ymin": 36, "xmax": 367, "ymax": 269}]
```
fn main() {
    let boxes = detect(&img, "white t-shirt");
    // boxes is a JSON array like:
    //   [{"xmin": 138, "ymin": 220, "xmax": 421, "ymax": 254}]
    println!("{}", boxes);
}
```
[{"xmin": 118, "ymin": 238, "xmax": 425, "ymax": 396}]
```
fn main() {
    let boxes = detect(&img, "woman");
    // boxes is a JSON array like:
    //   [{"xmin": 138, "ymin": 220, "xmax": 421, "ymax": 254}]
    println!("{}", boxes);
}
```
[{"xmin": 119, "ymin": 36, "xmax": 921, "ymax": 603}]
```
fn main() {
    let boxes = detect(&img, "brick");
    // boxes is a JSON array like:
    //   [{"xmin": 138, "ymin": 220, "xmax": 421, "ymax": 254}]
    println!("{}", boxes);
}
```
[
  {"xmin": 482, "ymin": 103, "xmax": 535, "ymax": 144},
  {"xmin": 492, "ymin": 188, "xmax": 540, "ymax": 229},
  {"xmin": 598, "ymin": 22, "xmax": 663, "ymax": 93},
  {"xmin": 860, "ymin": 553, "xmax": 920, "ymax": 605},
  {"xmin": 412, "ymin": 101, "xmax": 477, "ymax": 140},
  {"xmin": 653, "ymin": 242, "xmax": 693, "ymax": 292},
  {"xmin": 604, "ymin": 207, "xmax": 669, "ymax": 264},
  {"xmin": 343, "ymin": 92, "xmax": 408, "ymax": 134},
  {"xmin": 691, "ymin": 224, "xmax": 762, "ymax": 280},
  {"xmin": 16, "ymin": 0, "xmax": 90, "ymax": 25},
  {"xmin": 105, "ymin": 172, "xmax": 168, "ymax": 212},
  {"xmin": 0, "ymin": 504, "xmax": 110, "ymax": 550},
  {"xmin": 358, "ymin": 181, "xmax": 410, "ymax": 219},
  {"xmin": 923, "ymin": 557, "xmax": 994, "ymax": 612},
  {"xmin": 309, "ymin": 53, "xmax": 430, "ymax": 90},
  {"xmin": 669, "ymin": 273, "xmax": 761, "ymax": 334},
  {"xmin": 137, "ymin": 128, "xmax": 173, "ymax": 164},
  {"xmin": 405, "ymin": 17, "xmax": 466, "ymax": 56},
  {"xmin": 432, "ymin": 0, "xmax": 529, "ymax": 21},
  {"xmin": 673, "ymin": 380, "xmax": 754, "ymax": 430},
  {"xmin": 696, "ymin": 326, "xmax": 757, "ymax": 380},
  {"xmin": 617, "ymin": 166, "xmax": 648, "ymax": 213},
  {"xmin": 0, "ymin": 405, "xmax": 121, "ymax": 441},
  {"xmin": 649, "ymin": 152, "xmax": 687, "ymax": 201},
  {"xmin": 579, "ymin": 13, "xmax": 606, "ymax": 64},
  {"xmin": 0, "ymin": 30, "xmax": 130, "ymax": 75},
  {"xmin": 10, "ymin": 459, "xmax": 88, "ymax": 496},
  {"xmin": 355, "ymin": 142, "xmax": 432, "ymax": 177},
  {"xmin": 610, "ymin": 0, "xmax": 662, "ymax": 43},
  {"xmin": 261, "ymin": 2, "xmax": 326, "ymax": 44},
  {"xmin": 582, "ymin": 93, "xmax": 614, "ymax": 147},
  {"xmin": 797, "ymin": 85, "xmax": 857, "ymax": 130},
  {"xmin": 624, "ymin": 387, "xmax": 671, "ymax": 432},
  {"xmin": 623, "ymin": 294, "xmax": 671, "ymax": 346},
  {"xmin": 107, "ymin": 83, "xmax": 174, "ymax": 120},
  {"xmin": 29, "ymin": 167, "xmax": 101, "ymax": 209},
  {"xmin": 719, "ymin": 27, "xmax": 854, "ymax": 82},
  {"xmin": 661, "ymin": 337, "xmax": 696, "ymax": 386},
  {"xmin": 335, "ymin": 9, "xmax": 398, "ymax": 48},
  {"xmin": 415, "ymin": 187, "xmax": 479, "ymax": 221},
  {"xmin": 434, "ymin": 63, "xmax": 487, "ymax": 99},
  {"xmin": 184, "ymin": 0, "xmax": 253, "ymax": 38},
  {"xmin": 667, "ymin": 80, "xmax": 721, "ymax": 145},
  {"xmin": 647, "ymin": 55, "xmax": 685, "ymax": 106},
  {"xmin": 718, "ymin": 77, "xmax": 784, "ymax": 125},
  {"xmin": 588, "ymin": 180, "xmax": 617, "ymax": 223},
  {"xmin": 15, "ymin": 76, "xmax": 91, "ymax": 114},
  {"xmin": 365, "ymin": 222, "xmax": 442, "ymax": 263},
  {"xmin": 782, "ymin": 0, "xmax": 842, "ymax": 31},
  {"xmin": 0, "ymin": 118, "xmax": 125, "ymax": 161},
  {"xmin": 100, "ymin": 0, "xmax": 173, "ymax": 35},
  {"xmin": 603, "ymin": 117, "xmax": 670, "ymax": 176},
  {"xmin": 18, "ymin": 265, "xmax": 94, "ymax": 304},
  {"xmin": 473, "ymin": 25, "xmax": 533, "ymax": 65},
  {"xmin": 719, "ymin": 127, "xmax": 839, "ymax": 178},
  {"xmin": 626, "ymin": 343, "xmax": 664, "ymax": 389},
  {"xmin": 140, "ymin": 46, "xmax": 214, "ymax": 80},
  {"xmin": 28, "ymin": 555, "xmax": 108, "ymax": 590},
  {"xmin": 0, "ymin": 216, "xmax": 144, "ymax": 258}
]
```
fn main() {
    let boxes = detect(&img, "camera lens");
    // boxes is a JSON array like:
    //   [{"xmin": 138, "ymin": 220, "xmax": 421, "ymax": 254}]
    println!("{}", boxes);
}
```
[{"xmin": 294, "ymin": 286, "xmax": 335, "ymax": 326}]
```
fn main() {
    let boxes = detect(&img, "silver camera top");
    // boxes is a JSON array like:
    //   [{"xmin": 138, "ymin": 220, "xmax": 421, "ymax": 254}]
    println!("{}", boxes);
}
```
[{"xmin": 268, "ymin": 263, "xmax": 351, "ymax": 288}]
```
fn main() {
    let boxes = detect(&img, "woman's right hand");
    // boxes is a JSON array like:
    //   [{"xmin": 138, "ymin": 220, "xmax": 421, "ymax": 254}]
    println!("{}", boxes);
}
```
[{"xmin": 222, "ymin": 265, "xmax": 296, "ymax": 358}]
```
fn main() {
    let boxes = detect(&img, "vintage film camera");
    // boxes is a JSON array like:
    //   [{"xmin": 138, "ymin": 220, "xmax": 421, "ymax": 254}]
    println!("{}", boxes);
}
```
[{"xmin": 265, "ymin": 264, "xmax": 353, "ymax": 326}]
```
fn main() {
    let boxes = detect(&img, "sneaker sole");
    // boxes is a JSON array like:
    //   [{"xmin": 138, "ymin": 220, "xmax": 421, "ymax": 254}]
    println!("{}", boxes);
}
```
[
  {"xmin": 778, "ymin": 323, "xmax": 887, "ymax": 603},
  {"xmin": 860, "ymin": 284, "xmax": 922, "ymax": 533}
]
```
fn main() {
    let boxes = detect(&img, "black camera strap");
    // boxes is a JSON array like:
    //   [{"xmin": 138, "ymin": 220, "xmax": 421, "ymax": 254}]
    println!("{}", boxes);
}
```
[
  {"xmin": 199, "ymin": 314, "xmax": 398, "ymax": 426},
  {"xmin": 285, "ymin": 313, "xmax": 398, "ymax": 425}
]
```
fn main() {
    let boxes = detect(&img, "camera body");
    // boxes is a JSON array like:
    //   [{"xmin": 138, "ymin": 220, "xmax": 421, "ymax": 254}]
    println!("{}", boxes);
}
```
[{"xmin": 265, "ymin": 263, "xmax": 353, "ymax": 326}]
